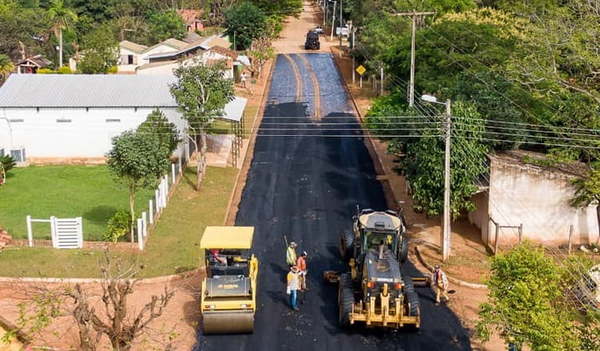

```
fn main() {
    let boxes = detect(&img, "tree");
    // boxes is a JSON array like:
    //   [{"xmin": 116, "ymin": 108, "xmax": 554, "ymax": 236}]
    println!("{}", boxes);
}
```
[
  {"xmin": 170, "ymin": 62, "xmax": 234, "ymax": 190},
  {"xmin": 137, "ymin": 109, "xmax": 180, "ymax": 157},
  {"xmin": 47, "ymin": 0, "xmax": 77, "ymax": 67},
  {"xmin": 403, "ymin": 102, "xmax": 489, "ymax": 217},
  {"xmin": 106, "ymin": 131, "xmax": 170, "ymax": 239},
  {"xmin": 0, "ymin": 53, "xmax": 13, "ymax": 81},
  {"xmin": 5, "ymin": 250, "xmax": 175, "ymax": 350},
  {"xmin": 0, "ymin": 155, "xmax": 16, "ymax": 185},
  {"xmin": 247, "ymin": 36, "xmax": 274, "ymax": 75},
  {"xmin": 224, "ymin": 2, "xmax": 267, "ymax": 50},
  {"xmin": 476, "ymin": 243, "xmax": 579, "ymax": 350},
  {"xmin": 571, "ymin": 168, "xmax": 600, "ymax": 245},
  {"xmin": 147, "ymin": 9, "xmax": 186, "ymax": 43},
  {"xmin": 78, "ymin": 24, "xmax": 118, "ymax": 74}
]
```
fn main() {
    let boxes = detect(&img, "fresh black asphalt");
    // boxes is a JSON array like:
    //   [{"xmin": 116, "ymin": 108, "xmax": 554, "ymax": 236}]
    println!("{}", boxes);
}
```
[{"xmin": 195, "ymin": 53, "xmax": 471, "ymax": 351}]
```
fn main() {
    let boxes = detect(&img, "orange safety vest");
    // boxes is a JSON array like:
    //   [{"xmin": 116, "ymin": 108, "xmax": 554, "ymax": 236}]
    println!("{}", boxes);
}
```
[{"xmin": 296, "ymin": 256, "xmax": 306, "ymax": 272}]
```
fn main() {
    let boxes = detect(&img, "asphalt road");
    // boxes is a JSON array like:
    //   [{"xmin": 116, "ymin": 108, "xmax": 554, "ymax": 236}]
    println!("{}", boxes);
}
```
[{"xmin": 196, "ymin": 53, "xmax": 471, "ymax": 351}]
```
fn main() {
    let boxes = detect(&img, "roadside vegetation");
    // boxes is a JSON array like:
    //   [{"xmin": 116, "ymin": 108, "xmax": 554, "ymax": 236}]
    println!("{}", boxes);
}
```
[
  {"xmin": 477, "ymin": 242, "xmax": 600, "ymax": 350},
  {"xmin": 0, "ymin": 166, "xmax": 237, "ymax": 278},
  {"xmin": 345, "ymin": 0, "xmax": 599, "ymax": 218}
]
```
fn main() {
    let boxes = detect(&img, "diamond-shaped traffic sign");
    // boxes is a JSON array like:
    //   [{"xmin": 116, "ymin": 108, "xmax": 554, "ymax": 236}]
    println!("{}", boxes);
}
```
[{"xmin": 356, "ymin": 65, "xmax": 366, "ymax": 76}]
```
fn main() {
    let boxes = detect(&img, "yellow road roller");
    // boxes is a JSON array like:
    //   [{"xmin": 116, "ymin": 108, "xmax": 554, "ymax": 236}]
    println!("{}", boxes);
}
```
[{"xmin": 200, "ymin": 226, "xmax": 259, "ymax": 334}]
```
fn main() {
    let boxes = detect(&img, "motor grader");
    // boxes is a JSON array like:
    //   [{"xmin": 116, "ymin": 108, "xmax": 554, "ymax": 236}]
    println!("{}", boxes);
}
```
[
  {"xmin": 200, "ymin": 226, "xmax": 259, "ymax": 334},
  {"xmin": 330, "ymin": 208, "xmax": 424, "ymax": 330}
]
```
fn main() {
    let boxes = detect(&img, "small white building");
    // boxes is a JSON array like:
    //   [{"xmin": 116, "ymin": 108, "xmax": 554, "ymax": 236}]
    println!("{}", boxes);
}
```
[
  {"xmin": 468, "ymin": 150, "xmax": 599, "ymax": 247},
  {"xmin": 0, "ymin": 74, "xmax": 247, "ymax": 165}
]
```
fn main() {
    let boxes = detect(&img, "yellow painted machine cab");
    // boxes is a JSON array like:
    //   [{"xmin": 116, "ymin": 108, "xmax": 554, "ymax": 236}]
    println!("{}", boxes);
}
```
[{"xmin": 200, "ymin": 226, "xmax": 259, "ymax": 334}]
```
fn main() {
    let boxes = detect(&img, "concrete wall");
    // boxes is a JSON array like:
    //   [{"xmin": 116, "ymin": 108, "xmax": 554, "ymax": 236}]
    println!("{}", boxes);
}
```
[
  {"xmin": 486, "ymin": 158, "xmax": 598, "ymax": 245},
  {"xmin": 468, "ymin": 191, "xmax": 490, "ymax": 244},
  {"xmin": 0, "ymin": 107, "xmax": 187, "ymax": 163}
]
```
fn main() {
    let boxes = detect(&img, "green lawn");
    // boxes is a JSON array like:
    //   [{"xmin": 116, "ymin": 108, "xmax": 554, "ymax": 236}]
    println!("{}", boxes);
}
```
[
  {"xmin": 0, "ymin": 166, "xmax": 238, "ymax": 278},
  {"xmin": 0, "ymin": 166, "xmax": 153, "ymax": 241}
]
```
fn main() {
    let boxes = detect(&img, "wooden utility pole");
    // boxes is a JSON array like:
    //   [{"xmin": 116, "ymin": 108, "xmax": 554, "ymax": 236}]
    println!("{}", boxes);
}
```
[
  {"xmin": 393, "ymin": 11, "xmax": 435, "ymax": 107},
  {"xmin": 331, "ymin": 1, "xmax": 337, "ymax": 41}
]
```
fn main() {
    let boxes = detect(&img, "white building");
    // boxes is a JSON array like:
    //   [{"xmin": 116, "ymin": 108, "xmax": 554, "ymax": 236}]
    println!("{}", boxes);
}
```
[
  {"xmin": 117, "ymin": 35, "xmax": 233, "ymax": 74},
  {"xmin": 468, "ymin": 150, "xmax": 599, "ymax": 247},
  {"xmin": 0, "ymin": 74, "xmax": 247, "ymax": 165}
]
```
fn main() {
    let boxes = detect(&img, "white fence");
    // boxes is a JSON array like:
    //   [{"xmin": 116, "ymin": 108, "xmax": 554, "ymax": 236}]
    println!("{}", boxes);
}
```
[
  {"xmin": 26, "ymin": 215, "xmax": 83, "ymax": 249},
  {"xmin": 136, "ymin": 160, "xmax": 184, "ymax": 250}
]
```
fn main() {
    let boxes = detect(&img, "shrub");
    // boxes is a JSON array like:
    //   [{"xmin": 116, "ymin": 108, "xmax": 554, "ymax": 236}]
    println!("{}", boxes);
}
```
[
  {"xmin": 57, "ymin": 66, "xmax": 72, "ymax": 74},
  {"xmin": 104, "ymin": 210, "xmax": 132, "ymax": 242},
  {"xmin": 107, "ymin": 66, "xmax": 118, "ymax": 74},
  {"xmin": 37, "ymin": 68, "xmax": 55, "ymax": 74}
]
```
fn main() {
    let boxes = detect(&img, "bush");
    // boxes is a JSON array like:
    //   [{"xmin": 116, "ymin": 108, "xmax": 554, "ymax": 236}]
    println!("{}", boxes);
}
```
[
  {"xmin": 57, "ymin": 66, "xmax": 72, "ymax": 74},
  {"xmin": 104, "ymin": 210, "xmax": 132, "ymax": 242},
  {"xmin": 36, "ymin": 68, "xmax": 55, "ymax": 74}
]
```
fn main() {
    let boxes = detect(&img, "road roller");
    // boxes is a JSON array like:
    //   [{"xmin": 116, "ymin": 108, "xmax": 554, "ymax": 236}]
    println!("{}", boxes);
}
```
[{"xmin": 200, "ymin": 226, "xmax": 259, "ymax": 334}]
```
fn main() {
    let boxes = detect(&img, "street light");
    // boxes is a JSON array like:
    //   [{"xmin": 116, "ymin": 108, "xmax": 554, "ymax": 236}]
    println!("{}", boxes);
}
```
[{"xmin": 421, "ymin": 94, "xmax": 452, "ymax": 262}]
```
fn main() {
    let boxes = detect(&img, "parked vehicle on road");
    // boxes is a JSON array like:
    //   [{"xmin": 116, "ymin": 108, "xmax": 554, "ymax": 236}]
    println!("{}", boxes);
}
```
[
  {"xmin": 305, "ymin": 30, "xmax": 320, "ymax": 50},
  {"xmin": 313, "ymin": 26, "xmax": 324, "ymax": 34}
]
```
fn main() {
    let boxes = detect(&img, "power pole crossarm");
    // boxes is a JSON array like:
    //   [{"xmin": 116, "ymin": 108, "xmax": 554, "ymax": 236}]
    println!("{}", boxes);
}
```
[{"xmin": 393, "ymin": 10, "xmax": 435, "ymax": 107}]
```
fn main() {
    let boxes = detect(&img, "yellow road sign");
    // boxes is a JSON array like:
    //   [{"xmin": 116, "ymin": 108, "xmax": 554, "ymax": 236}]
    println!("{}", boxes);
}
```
[{"xmin": 356, "ymin": 65, "xmax": 366, "ymax": 76}]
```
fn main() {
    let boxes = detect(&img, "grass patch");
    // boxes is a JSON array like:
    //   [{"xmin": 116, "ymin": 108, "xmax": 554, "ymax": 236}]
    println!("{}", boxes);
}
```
[
  {"xmin": 0, "ymin": 166, "xmax": 238, "ymax": 278},
  {"xmin": 0, "ymin": 166, "xmax": 153, "ymax": 241}
]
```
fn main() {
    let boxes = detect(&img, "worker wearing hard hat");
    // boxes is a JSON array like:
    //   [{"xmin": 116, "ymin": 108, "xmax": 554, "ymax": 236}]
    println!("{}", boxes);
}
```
[
  {"xmin": 286, "ymin": 266, "xmax": 301, "ymax": 311},
  {"xmin": 431, "ymin": 265, "xmax": 449, "ymax": 305},
  {"xmin": 296, "ymin": 251, "xmax": 308, "ymax": 291},
  {"xmin": 286, "ymin": 241, "xmax": 298, "ymax": 267}
]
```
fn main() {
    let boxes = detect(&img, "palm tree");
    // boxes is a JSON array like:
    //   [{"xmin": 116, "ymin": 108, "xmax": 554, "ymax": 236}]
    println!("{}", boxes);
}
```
[
  {"xmin": 47, "ymin": 0, "xmax": 77, "ymax": 67},
  {"xmin": 0, "ymin": 54, "xmax": 14, "ymax": 81}
]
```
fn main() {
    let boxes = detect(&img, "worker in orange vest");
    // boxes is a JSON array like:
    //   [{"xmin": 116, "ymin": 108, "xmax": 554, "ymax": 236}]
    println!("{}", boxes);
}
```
[{"xmin": 296, "ymin": 251, "xmax": 308, "ymax": 291}]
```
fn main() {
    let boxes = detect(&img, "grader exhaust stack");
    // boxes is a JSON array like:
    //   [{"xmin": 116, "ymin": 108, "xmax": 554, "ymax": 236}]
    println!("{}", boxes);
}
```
[{"xmin": 200, "ymin": 226, "xmax": 259, "ymax": 334}]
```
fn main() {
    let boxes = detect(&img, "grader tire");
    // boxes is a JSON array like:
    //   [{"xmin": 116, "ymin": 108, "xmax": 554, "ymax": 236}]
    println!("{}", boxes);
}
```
[
  {"xmin": 338, "ymin": 273, "xmax": 354, "ymax": 327},
  {"xmin": 339, "ymin": 232, "xmax": 354, "ymax": 261},
  {"xmin": 403, "ymin": 277, "xmax": 421, "ymax": 331}
]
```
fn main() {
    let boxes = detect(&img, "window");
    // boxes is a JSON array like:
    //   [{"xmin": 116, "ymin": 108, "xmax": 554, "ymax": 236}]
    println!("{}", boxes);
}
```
[
  {"xmin": 56, "ymin": 119, "xmax": 72, "ymax": 123},
  {"xmin": 10, "ymin": 148, "xmax": 26, "ymax": 162},
  {"xmin": 128, "ymin": 55, "xmax": 134, "ymax": 65},
  {"xmin": 8, "ymin": 119, "xmax": 24, "ymax": 123},
  {"xmin": 105, "ymin": 118, "xmax": 120, "ymax": 123}
]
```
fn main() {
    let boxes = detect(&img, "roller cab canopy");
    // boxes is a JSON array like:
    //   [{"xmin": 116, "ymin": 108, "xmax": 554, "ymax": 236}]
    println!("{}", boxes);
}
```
[{"xmin": 200, "ymin": 226, "xmax": 255, "ymax": 249}]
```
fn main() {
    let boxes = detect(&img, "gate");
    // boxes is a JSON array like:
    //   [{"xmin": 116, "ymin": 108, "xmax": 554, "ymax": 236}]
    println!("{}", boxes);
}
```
[{"xmin": 26, "ymin": 215, "xmax": 83, "ymax": 249}]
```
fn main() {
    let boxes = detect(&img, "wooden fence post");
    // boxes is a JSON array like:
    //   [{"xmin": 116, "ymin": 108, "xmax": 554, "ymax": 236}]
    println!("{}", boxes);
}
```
[
  {"xmin": 155, "ymin": 190, "xmax": 160, "ymax": 213},
  {"xmin": 26, "ymin": 215, "xmax": 33, "ymax": 247},
  {"xmin": 171, "ymin": 164, "xmax": 176, "ymax": 184},
  {"xmin": 494, "ymin": 223, "xmax": 500, "ymax": 255},
  {"xmin": 568, "ymin": 225, "xmax": 574, "ymax": 254},
  {"xmin": 518, "ymin": 224, "xmax": 523, "ymax": 243}
]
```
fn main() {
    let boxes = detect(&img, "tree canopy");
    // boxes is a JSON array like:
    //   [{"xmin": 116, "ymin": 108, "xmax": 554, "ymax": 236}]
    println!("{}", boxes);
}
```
[{"xmin": 224, "ymin": 2, "xmax": 267, "ymax": 50}]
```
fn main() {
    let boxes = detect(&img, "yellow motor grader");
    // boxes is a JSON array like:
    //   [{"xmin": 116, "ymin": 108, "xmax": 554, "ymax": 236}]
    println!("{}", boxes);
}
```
[
  {"xmin": 327, "ymin": 208, "xmax": 426, "ymax": 330},
  {"xmin": 200, "ymin": 226, "xmax": 259, "ymax": 334}
]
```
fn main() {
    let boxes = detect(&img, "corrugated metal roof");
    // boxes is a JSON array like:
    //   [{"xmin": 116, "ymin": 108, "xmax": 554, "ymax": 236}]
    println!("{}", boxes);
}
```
[
  {"xmin": 0, "ymin": 74, "xmax": 178, "ymax": 107},
  {"xmin": 0, "ymin": 74, "xmax": 248, "ymax": 122},
  {"xmin": 119, "ymin": 40, "xmax": 148, "ymax": 54}
]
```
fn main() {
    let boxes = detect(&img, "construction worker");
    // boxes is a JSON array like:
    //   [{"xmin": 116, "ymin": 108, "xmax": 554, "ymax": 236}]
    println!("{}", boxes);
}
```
[
  {"xmin": 296, "ymin": 251, "xmax": 308, "ymax": 291},
  {"xmin": 286, "ymin": 241, "xmax": 298, "ymax": 267},
  {"xmin": 286, "ymin": 266, "xmax": 300, "ymax": 311},
  {"xmin": 431, "ymin": 265, "xmax": 449, "ymax": 305}
]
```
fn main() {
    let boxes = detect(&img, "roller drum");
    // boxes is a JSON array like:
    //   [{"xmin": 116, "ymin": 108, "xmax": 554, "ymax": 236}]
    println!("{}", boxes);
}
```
[{"xmin": 202, "ymin": 310, "xmax": 254, "ymax": 334}]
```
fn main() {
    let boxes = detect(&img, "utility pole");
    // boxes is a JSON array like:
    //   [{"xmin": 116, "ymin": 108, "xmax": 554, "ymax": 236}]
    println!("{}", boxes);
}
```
[
  {"xmin": 323, "ymin": 1, "xmax": 327, "ymax": 26},
  {"xmin": 339, "ymin": 0, "xmax": 343, "ymax": 47},
  {"xmin": 352, "ymin": 27, "xmax": 356, "ymax": 84},
  {"xmin": 380, "ymin": 65, "xmax": 384, "ymax": 96},
  {"xmin": 393, "ymin": 10, "xmax": 435, "ymax": 107},
  {"xmin": 442, "ymin": 99, "xmax": 452, "ymax": 261},
  {"xmin": 331, "ymin": 1, "xmax": 336, "ymax": 41}
]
